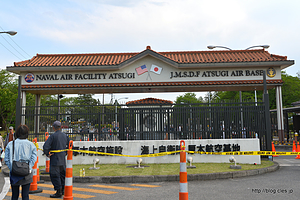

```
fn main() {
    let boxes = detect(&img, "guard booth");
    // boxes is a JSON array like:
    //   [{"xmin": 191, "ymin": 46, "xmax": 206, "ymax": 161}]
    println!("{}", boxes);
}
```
[{"xmin": 6, "ymin": 46, "xmax": 294, "ymax": 151}]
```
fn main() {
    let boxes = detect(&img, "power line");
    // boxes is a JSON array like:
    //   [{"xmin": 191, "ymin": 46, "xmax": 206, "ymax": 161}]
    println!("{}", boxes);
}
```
[
  {"xmin": 0, "ymin": 34, "xmax": 27, "ymax": 59},
  {"xmin": 7, "ymin": 36, "xmax": 31, "ymax": 57},
  {"xmin": 0, "ymin": 25, "xmax": 31, "ymax": 59},
  {"xmin": 0, "ymin": 41, "xmax": 22, "ymax": 60}
]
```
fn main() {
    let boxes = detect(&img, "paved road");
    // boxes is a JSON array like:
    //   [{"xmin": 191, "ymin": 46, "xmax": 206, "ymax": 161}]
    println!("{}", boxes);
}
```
[{"xmin": 1, "ymin": 156, "xmax": 299, "ymax": 200}]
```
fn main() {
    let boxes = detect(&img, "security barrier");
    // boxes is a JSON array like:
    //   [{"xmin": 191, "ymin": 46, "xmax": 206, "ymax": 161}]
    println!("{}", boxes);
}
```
[
  {"xmin": 179, "ymin": 140, "xmax": 188, "ymax": 200},
  {"xmin": 45, "ymin": 149, "xmax": 300, "ymax": 157},
  {"xmin": 29, "ymin": 138, "xmax": 43, "ymax": 194},
  {"xmin": 35, "ymin": 140, "xmax": 298, "ymax": 200},
  {"xmin": 64, "ymin": 140, "xmax": 74, "ymax": 200},
  {"xmin": 41, "ymin": 132, "xmax": 50, "ymax": 174}
]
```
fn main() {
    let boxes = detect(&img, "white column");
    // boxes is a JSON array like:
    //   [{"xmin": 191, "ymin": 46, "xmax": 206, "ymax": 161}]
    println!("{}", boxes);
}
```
[
  {"xmin": 276, "ymin": 86, "xmax": 284, "ymax": 142},
  {"xmin": 21, "ymin": 91, "xmax": 26, "ymax": 124},
  {"xmin": 34, "ymin": 94, "xmax": 41, "ymax": 135}
]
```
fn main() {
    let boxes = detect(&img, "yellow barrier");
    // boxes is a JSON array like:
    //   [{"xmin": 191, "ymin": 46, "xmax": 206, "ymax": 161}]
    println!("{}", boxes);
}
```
[{"xmin": 37, "ymin": 148, "xmax": 298, "ymax": 157}]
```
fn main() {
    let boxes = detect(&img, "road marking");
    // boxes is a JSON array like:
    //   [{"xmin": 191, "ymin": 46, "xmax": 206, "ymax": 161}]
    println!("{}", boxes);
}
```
[
  {"xmin": 38, "ymin": 183, "xmax": 118, "ymax": 194},
  {"xmin": 90, "ymin": 184, "xmax": 140, "ymax": 191},
  {"xmin": 279, "ymin": 164, "xmax": 300, "ymax": 166},
  {"xmin": 130, "ymin": 184, "xmax": 161, "ymax": 188},
  {"xmin": 6, "ymin": 192, "xmax": 53, "ymax": 199},
  {"xmin": 0, "ymin": 177, "xmax": 10, "ymax": 200},
  {"xmin": 42, "ymin": 189, "xmax": 96, "ymax": 198}
]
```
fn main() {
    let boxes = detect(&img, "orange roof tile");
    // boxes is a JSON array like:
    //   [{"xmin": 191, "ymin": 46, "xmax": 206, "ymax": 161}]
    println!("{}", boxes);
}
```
[
  {"xmin": 13, "ymin": 47, "xmax": 289, "ymax": 67},
  {"xmin": 126, "ymin": 98, "xmax": 173, "ymax": 106}
]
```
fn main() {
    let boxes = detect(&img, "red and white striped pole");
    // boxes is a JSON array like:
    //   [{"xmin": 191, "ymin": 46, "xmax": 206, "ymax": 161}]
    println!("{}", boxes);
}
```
[
  {"xmin": 29, "ymin": 138, "xmax": 43, "ymax": 194},
  {"xmin": 64, "ymin": 140, "xmax": 73, "ymax": 200},
  {"xmin": 179, "ymin": 140, "xmax": 188, "ymax": 200}
]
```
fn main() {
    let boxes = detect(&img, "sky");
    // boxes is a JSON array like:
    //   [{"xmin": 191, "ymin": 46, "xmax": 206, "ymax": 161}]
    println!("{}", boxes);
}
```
[{"xmin": 0, "ymin": 0, "xmax": 299, "ymax": 104}]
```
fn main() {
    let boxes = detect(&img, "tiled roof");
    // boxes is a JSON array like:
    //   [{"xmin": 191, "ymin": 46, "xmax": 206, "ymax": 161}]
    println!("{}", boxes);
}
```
[
  {"xmin": 13, "ymin": 46, "xmax": 289, "ymax": 67},
  {"xmin": 291, "ymin": 100, "xmax": 300, "ymax": 107},
  {"xmin": 22, "ymin": 79, "xmax": 283, "ymax": 90},
  {"xmin": 126, "ymin": 98, "xmax": 173, "ymax": 106}
]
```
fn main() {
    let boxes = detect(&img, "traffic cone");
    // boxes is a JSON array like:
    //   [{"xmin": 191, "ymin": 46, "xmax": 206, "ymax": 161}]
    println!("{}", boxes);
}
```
[
  {"xmin": 296, "ymin": 142, "xmax": 300, "ymax": 159},
  {"xmin": 272, "ymin": 142, "xmax": 279, "ymax": 157},
  {"xmin": 29, "ymin": 138, "xmax": 43, "ymax": 194},
  {"xmin": 292, "ymin": 141, "xmax": 296, "ymax": 152},
  {"xmin": 41, "ymin": 132, "xmax": 50, "ymax": 174}
]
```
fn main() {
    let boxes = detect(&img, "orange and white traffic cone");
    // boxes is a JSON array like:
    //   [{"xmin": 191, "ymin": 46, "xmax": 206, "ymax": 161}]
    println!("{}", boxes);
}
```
[
  {"xmin": 64, "ymin": 140, "xmax": 74, "ymax": 200},
  {"xmin": 41, "ymin": 132, "xmax": 50, "ymax": 174},
  {"xmin": 179, "ymin": 140, "xmax": 188, "ymax": 200},
  {"xmin": 296, "ymin": 142, "xmax": 300, "ymax": 159},
  {"xmin": 292, "ymin": 141, "xmax": 296, "ymax": 152},
  {"xmin": 29, "ymin": 138, "xmax": 43, "ymax": 194},
  {"xmin": 272, "ymin": 142, "xmax": 279, "ymax": 157}
]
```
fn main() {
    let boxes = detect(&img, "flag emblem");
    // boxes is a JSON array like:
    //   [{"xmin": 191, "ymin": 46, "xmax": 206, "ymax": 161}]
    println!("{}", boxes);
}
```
[
  {"xmin": 150, "ymin": 65, "xmax": 162, "ymax": 75},
  {"xmin": 136, "ymin": 65, "xmax": 148, "ymax": 75}
]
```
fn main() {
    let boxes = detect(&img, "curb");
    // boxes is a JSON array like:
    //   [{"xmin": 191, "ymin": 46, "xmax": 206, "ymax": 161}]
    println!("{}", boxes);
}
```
[{"xmin": 2, "ymin": 162, "xmax": 279, "ymax": 183}]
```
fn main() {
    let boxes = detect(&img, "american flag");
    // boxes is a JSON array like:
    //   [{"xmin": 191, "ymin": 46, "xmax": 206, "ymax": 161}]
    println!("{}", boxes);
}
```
[{"xmin": 135, "ymin": 65, "xmax": 148, "ymax": 75}]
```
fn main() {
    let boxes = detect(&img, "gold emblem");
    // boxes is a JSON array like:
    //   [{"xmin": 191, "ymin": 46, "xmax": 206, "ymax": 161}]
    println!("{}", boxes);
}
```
[{"xmin": 267, "ymin": 68, "xmax": 276, "ymax": 78}]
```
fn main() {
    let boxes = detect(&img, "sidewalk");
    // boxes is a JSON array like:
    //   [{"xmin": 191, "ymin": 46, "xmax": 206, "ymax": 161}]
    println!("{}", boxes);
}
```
[{"xmin": 1, "ymin": 162, "xmax": 279, "ymax": 184}]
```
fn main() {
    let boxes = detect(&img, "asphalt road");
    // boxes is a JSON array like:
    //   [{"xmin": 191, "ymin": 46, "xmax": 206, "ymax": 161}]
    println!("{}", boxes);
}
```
[{"xmin": 1, "ymin": 155, "xmax": 299, "ymax": 200}]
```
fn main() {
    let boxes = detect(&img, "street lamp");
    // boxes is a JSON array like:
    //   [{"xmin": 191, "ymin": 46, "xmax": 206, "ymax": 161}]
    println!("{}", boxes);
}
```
[
  {"xmin": 207, "ymin": 45, "xmax": 232, "ymax": 50},
  {"xmin": 0, "ymin": 31, "xmax": 17, "ymax": 36},
  {"xmin": 207, "ymin": 44, "xmax": 270, "ymax": 50},
  {"xmin": 115, "ymin": 97, "xmax": 128, "ymax": 130},
  {"xmin": 245, "ymin": 45, "xmax": 270, "ymax": 50}
]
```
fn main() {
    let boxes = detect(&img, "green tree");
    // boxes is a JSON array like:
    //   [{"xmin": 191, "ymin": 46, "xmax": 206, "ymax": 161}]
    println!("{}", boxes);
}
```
[
  {"xmin": 215, "ymin": 71, "xmax": 300, "ymax": 109},
  {"xmin": 73, "ymin": 94, "xmax": 99, "ymax": 105},
  {"xmin": 269, "ymin": 71, "xmax": 300, "ymax": 109},
  {"xmin": 174, "ymin": 92, "xmax": 203, "ymax": 104},
  {"xmin": 0, "ymin": 69, "xmax": 18, "ymax": 131}
]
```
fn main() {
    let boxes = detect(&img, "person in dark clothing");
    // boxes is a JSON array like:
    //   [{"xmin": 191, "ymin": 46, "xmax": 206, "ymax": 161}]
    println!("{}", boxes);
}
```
[{"xmin": 43, "ymin": 121, "xmax": 70, "ymax": 198}]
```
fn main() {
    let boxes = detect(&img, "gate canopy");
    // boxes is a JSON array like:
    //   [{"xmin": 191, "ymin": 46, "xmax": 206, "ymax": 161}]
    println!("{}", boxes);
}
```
[{"xmin": 6, "ymin": 46, "xmax": 294, "ymax": 95}]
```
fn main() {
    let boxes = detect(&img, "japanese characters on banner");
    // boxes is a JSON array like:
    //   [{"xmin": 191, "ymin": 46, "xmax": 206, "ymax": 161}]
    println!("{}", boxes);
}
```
[{"xmin": 37, "ymin": 139, "xmax": 261, "ymax": 165}]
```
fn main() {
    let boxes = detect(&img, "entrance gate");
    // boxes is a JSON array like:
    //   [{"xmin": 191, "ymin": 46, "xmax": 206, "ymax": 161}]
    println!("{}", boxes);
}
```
[
  {"xmin": 24, "ymin": 101, "xmax": 268, "ymax": 150},
  {"xmin": 7, "ymin": 46, "xmax": 294, "ymax": 153}
]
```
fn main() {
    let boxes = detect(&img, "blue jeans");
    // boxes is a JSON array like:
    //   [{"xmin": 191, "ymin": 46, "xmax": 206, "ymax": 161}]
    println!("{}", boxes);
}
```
[{"xmin": 11, "ymin": 183, "xmax": 30, "ymax": 200}]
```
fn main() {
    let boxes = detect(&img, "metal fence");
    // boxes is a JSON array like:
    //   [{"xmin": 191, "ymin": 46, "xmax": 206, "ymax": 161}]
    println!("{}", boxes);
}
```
[{"xmin": 23, "ymin": 101, "xmax": 268, "ymax": 149}]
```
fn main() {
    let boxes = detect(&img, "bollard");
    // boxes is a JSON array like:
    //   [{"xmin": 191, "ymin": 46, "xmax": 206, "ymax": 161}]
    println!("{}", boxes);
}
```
[
  {"xmin": 64, "ymin": 140, "xmax": 73, "ymax": 200},
  {"xmin": 29, "ymin": 138, "xmax": 43, "ymax": 194},
  {"xmin": 36, "ymin": 153, "xmax": 45, "ymax": 183},
  {"xmin": 41, "ymin": 132, "xmax": 50, "ymax": 174},
  {"xmin": 179, "ymin": 140, "xmax": 188, "ymax": 200}
]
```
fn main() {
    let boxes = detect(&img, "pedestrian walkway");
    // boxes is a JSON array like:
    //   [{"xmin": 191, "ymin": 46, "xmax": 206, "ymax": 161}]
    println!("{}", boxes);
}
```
[{"xmin": 2, "ymin": 182, "xmax": 161, "ymax": 200}]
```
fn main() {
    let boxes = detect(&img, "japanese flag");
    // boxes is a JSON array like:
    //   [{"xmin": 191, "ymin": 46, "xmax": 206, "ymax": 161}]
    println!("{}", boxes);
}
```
[{"xmin": 150, "ymin": 65, "xmax": 162, "ymax": 75}]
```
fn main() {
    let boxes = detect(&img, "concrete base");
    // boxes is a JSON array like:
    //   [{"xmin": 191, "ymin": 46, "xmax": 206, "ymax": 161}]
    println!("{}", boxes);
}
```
[
  {"xmin": 230, "ymin": 165, "xmax": 242, "ymax": 169},
  {"xmin": 126, "ymin": 165, "xmax": 149, "ymax": 168},
  {"xmin": 89, "ymin": 167, "xmax": 100, "ymax": 170},
  {"xmin": 187, "ymin": 165, "xmax": 196, "ymax": 169}
]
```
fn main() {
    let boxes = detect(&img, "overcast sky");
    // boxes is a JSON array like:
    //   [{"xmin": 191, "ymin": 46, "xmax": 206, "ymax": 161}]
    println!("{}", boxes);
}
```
[{"xmin": 0, "ymin": 0, "xmax": 299, "ymax": 103}]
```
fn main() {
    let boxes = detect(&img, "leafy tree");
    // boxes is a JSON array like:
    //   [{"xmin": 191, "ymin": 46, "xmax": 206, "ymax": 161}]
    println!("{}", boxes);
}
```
[
  {"xmin": 73, "ymin": 94, "xmax": 99, "ymax": 105},
  {"xmin": 0, "ymin": 69, "xmax": 18, "ymax": 131},
  {"xmin": 269, "ymin": 71, "xmax": 300, "ymax": 109},
  {"xmin": 174, "ymin": 92, "xmax": 203, "ymax": 104},
  {"xmin": 215, "ymin": 71, "xmax": 300, "ymax": 109}
]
